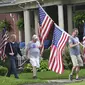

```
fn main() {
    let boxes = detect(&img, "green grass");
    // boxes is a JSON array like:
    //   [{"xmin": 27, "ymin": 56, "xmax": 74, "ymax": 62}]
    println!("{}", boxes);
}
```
[
  {"xmin": 0, "ymin": 69, "xmax": 85, "ymax": 85},
  {"xmin": 0, "ymin": 76, "xmax": 46, "ymax": 85},
  {"xmin": 19, "ymin": 70, "xmax": 71, "ymax": 80}
]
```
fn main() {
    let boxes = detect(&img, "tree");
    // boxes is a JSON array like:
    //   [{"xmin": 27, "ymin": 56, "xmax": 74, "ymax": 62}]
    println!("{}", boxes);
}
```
[
  {"xmin": 73, "ymin": 11, "xmax": 85, "ymax": 41},
  {"xmin": 73, "ymin": 10, "xmax": 85, "ymax": 28},
  {"xmin": 0, "ymin": 20, "xmax": 11, "ymax": 31},
  {"xmin": 16, "ymin": 18, "xmax": 24, "ymax": 31}
]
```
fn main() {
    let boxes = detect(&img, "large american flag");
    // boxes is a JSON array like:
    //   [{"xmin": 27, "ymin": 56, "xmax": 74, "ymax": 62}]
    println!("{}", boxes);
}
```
[
  {"xmin": 49, "ymin": 25, "xmax": 69, "ymax": 74},
  {"xmin": 0, "ymin": 28, "xmax": 8, "ymax": 61},
  {"xmin": 38, "ymin": 5, "xmax": 53, "ymax": 54}
]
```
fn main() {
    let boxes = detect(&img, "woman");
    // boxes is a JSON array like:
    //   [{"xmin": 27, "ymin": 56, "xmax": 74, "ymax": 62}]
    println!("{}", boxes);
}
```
[{"xmin": 26, "ymin": 34, "xmax": 41, "ymax": 79}]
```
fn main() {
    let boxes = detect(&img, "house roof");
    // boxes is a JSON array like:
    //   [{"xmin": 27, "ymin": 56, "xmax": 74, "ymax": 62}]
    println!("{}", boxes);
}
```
[{"xmin": 0, "ymin": 0, "xmax": 85, "ymax": 13}]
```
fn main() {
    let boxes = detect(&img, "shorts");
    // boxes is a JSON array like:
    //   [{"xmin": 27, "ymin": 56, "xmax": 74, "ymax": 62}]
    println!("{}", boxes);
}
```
[
  {"xmin": 30, "ymin": 56, "xmax": 40, "ymax": 68},
  {"xmin": 70, "ymin": 55, "xmax": 83, "ymax": 67}
]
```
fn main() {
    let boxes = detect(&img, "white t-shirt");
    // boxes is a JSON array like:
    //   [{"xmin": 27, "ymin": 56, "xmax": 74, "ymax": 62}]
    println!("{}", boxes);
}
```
[{"xmin": 28, "ymin": 41, "xmax": 40, "ymax": 57}]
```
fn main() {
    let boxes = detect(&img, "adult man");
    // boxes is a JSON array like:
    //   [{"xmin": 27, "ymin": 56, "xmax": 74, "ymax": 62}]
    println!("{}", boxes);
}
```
[
  {"xmin": 69, "ymin": 28, "xmax": 83, "ymax": 80},
  {"xmin": 5, "ymin": 34, "xmax": 22, "ymax": 79},
  {"xmin": 26, "ymin": 34, "xmax": 41, "ymax": 79}
]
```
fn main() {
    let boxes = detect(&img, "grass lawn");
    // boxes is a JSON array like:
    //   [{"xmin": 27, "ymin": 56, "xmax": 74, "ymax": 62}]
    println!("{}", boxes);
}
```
[
  {"xmin": 0, "ymin": 69, "xmax": 85, "ymax": 85},
  {"xmin": 0, "ymin": 76, "xmax": 46, "ymax": 85}
]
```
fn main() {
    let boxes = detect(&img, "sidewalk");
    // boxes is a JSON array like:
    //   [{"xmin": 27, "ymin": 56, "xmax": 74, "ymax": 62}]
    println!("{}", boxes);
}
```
[
  {"xmin": 24, "ymin": 78, "xmax": 84, "ymax": 85},
  {"xmin": 47, "ymin": 78, "xmax": 83, "ymax": 83}
]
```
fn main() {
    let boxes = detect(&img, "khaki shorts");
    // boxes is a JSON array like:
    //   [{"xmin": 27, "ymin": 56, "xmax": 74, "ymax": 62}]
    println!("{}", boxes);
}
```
[{"xmin": 71, "ymin": 55, "xmax": 83, "ymax": 66}]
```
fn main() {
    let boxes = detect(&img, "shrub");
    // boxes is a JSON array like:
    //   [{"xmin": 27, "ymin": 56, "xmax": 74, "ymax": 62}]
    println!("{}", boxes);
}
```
[
  {"xmin": 0, "ymin": 57, "xmax": 10, "ymax": 68},
  {"xmin": 0, "ymin": 66, "xmax": 8, "ymax": 76},
  {"xmin": 63, "ymin": 46, "xmax": 72, "ymax": 70},
  {"xmin": 23, "ymin": 63, "xmax": 32, "ymax": 73},
  {"xmin": 0, "ymin": 20, "xmax": 11, "ymax": 31},
  {"xmin": 42, "ymin": 49, "xmax": 50, "ymax": 60},
  {"xmin": 38, "ymin": 60, "xmax": 49, "ymax": 72}
]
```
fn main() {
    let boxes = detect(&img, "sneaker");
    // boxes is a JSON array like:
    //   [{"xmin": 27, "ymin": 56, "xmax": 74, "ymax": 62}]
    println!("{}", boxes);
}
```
[
  {"xmin": 76, "ymin": 78, "xmax": 79, "ymax": 80},
  {"xmin": 69, "ymin": 74, "xmax": 73, "ymax": 81},
  {"xmin": 76, "ymin": 78, "xmax": 83, "ymax": 81},
  {"xmin": 76, "ymin": 78, "xmax": 81, "ymax": 80},
  {"xmin": 33, "ymin": 76, "xmax": 37, "ymax": 79}
]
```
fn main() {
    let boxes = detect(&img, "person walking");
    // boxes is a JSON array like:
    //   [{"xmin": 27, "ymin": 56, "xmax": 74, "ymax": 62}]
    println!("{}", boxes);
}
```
[
  {"xmin": 68, "ymin": 28, "xmax": 83, "ymax": 80},
  {"xmin": 26, "ymin": 34, "xmax": 41, "ymax": 79},
  {"xmin": 5, "ymin": 34, "xmax": 22, "ymax": 79}
]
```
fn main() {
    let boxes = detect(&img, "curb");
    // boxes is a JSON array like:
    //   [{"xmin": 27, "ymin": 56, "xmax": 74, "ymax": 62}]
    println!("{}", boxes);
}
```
[{"xmin": 47, "ymin": 79, "xmax": 83, "ymax": 83}]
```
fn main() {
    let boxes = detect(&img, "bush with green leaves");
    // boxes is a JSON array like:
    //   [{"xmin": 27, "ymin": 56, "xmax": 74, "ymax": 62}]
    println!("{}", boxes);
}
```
[
  {"xmin": 0, "ymin": 20, "xmax": 11, "ymax": 31},
  {"xmin": 23, "ymin": 60, "xmax": 49, "ymax": 73},
  {"xmin": 0, "ymin": 57, "xmax": 10, "ymax": 68},
  {"xmin": 0, "ymin": 66, "xmax": 8, "ymax": 76},
  {"xmin": 23, "ymin": 63, "xmax": 32, "ymax": 73},
  {"xmin": 17, "ymin": 18, "xmax": 24, "ymax": 31},
  {"xmin": 73, "ymin": 10, "xmax": 85, "ymax": 28},
  {"xmin": 42, "ymin": 49, "xmax": 50, "ymax": 60},
  {"xmin": 38, "ymin": 60, "xmax": 49, "ymax": 72},
  {"xmin": 63, "ymin": 46, "xmax": 72, "ymax": 70}
]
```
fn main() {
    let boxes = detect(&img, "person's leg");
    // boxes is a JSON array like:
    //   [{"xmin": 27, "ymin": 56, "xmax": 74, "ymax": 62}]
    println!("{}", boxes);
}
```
[
  {"xmin": 6, "ymin": 59, "xmax": 12, "ymax": 77},
  {"xmin": 69, "ymin": 66, "xmax": 76, "ymax": 80},
  {"xmin": 70, "ymin": 66, "xmax": 76, "ymax": 75},
  {"xmin": 75, "ymin": 55, "xmax": 83, "ymax": 79},
  {"xmin": 76, "ymin": 66, "xmax": 80, "ymax": 79},
  {"xmin": 69, "ymin": 55, "xmax": 78, "ymax": 80},
  {"xmin": 30, "ymin": 57, "xmax": 37, "ymax": 79},
  {"xmin": 11, "ymin": 58, "xmax": 19, "ymax": 79},
  {"xmin": 33, "ymin": 66, "xmax": 37, "ymax": 79}
]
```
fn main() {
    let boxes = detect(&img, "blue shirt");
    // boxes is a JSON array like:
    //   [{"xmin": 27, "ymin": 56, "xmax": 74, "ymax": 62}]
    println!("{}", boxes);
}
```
[{"xmin": 69, "ymin": 37, "xmax": 80, "ymax": 56}]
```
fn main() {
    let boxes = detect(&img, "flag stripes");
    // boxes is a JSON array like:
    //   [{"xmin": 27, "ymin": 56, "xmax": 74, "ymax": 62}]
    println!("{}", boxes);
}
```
[
  {"xmin": 0, "ymin": 28, "xmax": 9, "ymax": 60},
  {"xmin": 38, "ymin": 4, "xmax": 53, "ymax": 54},
  {"xmin": 49, "ymin": 25, "xmax": 69, "ymax": 74}
]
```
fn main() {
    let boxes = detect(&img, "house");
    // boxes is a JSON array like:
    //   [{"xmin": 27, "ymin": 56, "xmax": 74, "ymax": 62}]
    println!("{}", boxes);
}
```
[{"xmin": 0, "ymin": 0, "xmax": 85, "ymax": 66}]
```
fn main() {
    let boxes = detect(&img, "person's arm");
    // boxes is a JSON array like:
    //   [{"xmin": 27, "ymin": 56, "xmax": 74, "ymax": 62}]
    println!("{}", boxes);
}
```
[
  {"xmin": 36, "ymin": 41, "xmax": 42, "ymax": 49},
  {"xmin": 69, "ymin": 42, "xmax": 79, "ymax": 48},
  {"xmin": 69, "ymin": 37, "xmax": 80, "ymax": 48}
]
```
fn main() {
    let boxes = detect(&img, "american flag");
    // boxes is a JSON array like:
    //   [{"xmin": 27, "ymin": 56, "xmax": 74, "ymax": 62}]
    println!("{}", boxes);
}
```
[
  {"xmin": 0, "ymin": 28, "xmax": 9, "ymax": 61},
  {"xmin": 49, "ymin": 25, "xmax": 69, "ymax": 74},
  {"xmin": 38, "ymin": 5, "xmax": 53, "ymax": 54},
  {"xmin": 83, "ymin": 23, "xmax": 85, "ymax": 46},
  {"xmin": 83, "ymin": 23, "xmax": 85, "ymax": 63}
]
